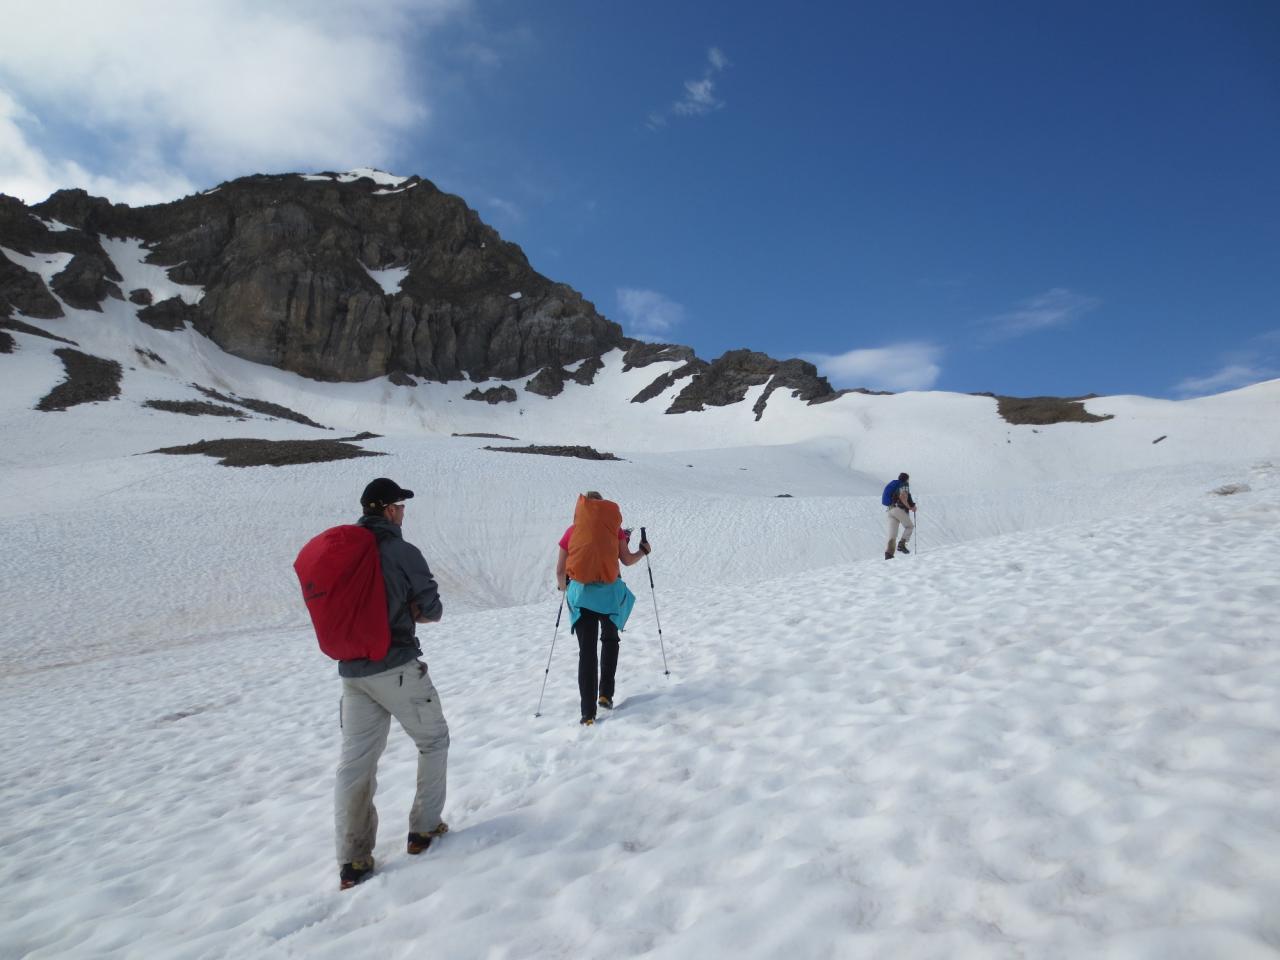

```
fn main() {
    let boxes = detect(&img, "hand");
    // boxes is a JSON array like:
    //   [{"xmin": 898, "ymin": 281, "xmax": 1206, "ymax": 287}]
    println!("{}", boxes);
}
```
[{"xmin": 640, "ymin": 540, "xmax": 651, "ymax": 555}]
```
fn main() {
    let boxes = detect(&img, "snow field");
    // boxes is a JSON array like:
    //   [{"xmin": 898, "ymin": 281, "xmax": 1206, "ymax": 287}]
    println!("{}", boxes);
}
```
[
  {"xmin": 1, "ymin": 424, "xmax": 1259, "ymax": 677},
  {"xmin": 2, "ymin": 463, "xmax": 1277, "ymax": 958}
]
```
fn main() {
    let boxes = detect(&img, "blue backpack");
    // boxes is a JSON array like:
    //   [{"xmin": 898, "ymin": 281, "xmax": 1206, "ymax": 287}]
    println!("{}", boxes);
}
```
[{"xmin": 881, "ymin": 479, "xmax": 901, "ymax": 507}]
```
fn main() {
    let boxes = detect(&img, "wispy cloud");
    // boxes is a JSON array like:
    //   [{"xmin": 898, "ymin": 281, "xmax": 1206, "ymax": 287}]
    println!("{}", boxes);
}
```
[
  {"xmin": 648, "ymin": 47, "xmax": 729, "ymax": 129},
  {"xmin": 617, "ymin": 288, "xmax": 686, "ymax": 341},
  {"xmin": 1173, "ymin": 364, "xmax": 1273, "ymax": 397},
  {"xmin": 804, "ymin": 342, "xmax": 942, "ymax": 392},
  {"xmin": 1173, "ymin": 332, "xmax": 1280, "ymax": 397},
  {"xmin": 0, "ymin": 0, "xmax": 471, "ymax": 204},
  {"xmin": 459, "ymin": 41, "xmax": 501, "ymax": 69},
  {"xmin": 483, "ymin": 196, "xmax": 524, "ymax": 225},
  {"xmin": 982, "ymin": 288, "xmax": 1100, "ymax": 340},
  {"xmin": 0, "ymin": 90, "xmax": 197, "ymax": 205}
]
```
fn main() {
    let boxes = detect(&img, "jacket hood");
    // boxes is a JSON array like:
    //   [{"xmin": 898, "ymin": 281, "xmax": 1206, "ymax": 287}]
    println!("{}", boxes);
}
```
[{"xmin": 357, "ymin": 515, "xmax": 403, "ymax": 540}]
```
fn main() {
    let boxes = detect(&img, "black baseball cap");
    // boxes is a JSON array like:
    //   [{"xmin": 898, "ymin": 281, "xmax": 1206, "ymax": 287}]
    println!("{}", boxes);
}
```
[{"xmin": 361, "ymin": 478, "xmax": 415, "ymax": 510}]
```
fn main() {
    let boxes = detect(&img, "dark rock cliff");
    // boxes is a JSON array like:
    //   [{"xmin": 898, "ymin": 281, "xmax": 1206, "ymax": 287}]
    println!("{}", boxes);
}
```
[
  {"xmin": 4, "ymin": 173, "xmax": 625, "ymax": 382},
  {"xmin": 0, "ymin": 171, "xmax": 839, "ymax": 415}
]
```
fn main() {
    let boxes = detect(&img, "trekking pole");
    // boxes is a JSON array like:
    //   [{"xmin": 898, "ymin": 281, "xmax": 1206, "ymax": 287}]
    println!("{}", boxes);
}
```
[
  {"xmin": 534, "ymin": 592, "xmax": 565, "ymax": 717},
  {"xmin": 640, "ymin": 527, "xmax": 670, "ymax": 677}
]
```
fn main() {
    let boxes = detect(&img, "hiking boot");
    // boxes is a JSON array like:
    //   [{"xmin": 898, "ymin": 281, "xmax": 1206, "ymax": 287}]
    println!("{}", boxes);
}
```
[
  {"xmin": 407, "ymin": 822, "xmax": 449, "ymax": 855},
  {"xmin": 598, "ymin": 695, "xmax": 613, "ymax": 709},
  {"xmin": 339, "ymin": 858, "xmax": 374, "ymax": 890},
  {"xmin": 885, "ymin": 551, "xmax": 894, "ymax": 560},
  {"xmin": 898, "ymin": 541, "xmax": 910, "ymax": 554},
  {"xmin": 580, "ymin": 716, "xmax": 595, "ymax": 726}
]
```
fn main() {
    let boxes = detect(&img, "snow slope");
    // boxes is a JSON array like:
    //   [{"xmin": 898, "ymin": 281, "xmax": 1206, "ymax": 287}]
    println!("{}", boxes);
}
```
[
  {"xmin": 2, "ymin": 234, "xmax": 1280, "ymax": 957},
  {"xmin": 2, "ymin": 461, "xmax": 1278, "ymax": 958}
]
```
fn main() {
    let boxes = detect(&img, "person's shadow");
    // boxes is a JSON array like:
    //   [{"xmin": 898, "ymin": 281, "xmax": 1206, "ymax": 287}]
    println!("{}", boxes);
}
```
[{"xmin": 609, "ymin": 691, "xmax": 663, "ymax": 713}]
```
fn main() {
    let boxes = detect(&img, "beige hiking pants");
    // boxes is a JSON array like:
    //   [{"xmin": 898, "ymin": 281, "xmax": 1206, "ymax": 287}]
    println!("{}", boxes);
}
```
[
  {"xmin": 335, "ymin": 660, "xmax": 450, "ymax": 864},
  {"xmin": 886, "ymin": 506, "xmax": 914, "ymax": 552}
]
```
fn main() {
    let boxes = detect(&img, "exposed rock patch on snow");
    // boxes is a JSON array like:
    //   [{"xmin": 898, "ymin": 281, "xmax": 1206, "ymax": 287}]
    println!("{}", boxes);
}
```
[
  {"xmin": 483, "ymin": 444, "xmax": 623, "ymax": 461},
  {"xmin": 36, "ymin": 348, "xmax": 121, "ymax": 411},
  {"xmin": 142, "ymin": 399, "xmax": 245, "ymax": 418},
  {"xmin": 149, "ymin": 436, "xmax": 383, "ymax": 468}
]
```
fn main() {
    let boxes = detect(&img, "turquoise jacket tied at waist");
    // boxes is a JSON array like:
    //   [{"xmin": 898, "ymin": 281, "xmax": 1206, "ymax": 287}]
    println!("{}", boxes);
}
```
[{"xmin": 566, "ymin": 578, "xmax": 636, "ymax": 630}]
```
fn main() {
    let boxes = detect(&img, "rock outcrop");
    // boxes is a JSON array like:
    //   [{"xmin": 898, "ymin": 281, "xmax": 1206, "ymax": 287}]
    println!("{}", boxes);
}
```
[
  {"xmin": 137, "ymin": 296, "xmax": 197, "ymax": 331},
  {"xmin": 621, "ymin": 341, "xmax": 697, "ymax": 370},
  {"xmin": 6, "ymin": 173, "xmax": 625, "ymax": 383},
  {"xmin": 1, "ymin": 171, "xmax": 843, "ymax": 419},
  {"xmin": 0, "ymin": 257, "xmax": 63, "ymax": 320},
  {"xmin": 666, "ymin": 349, "xmax": 835, "ymax": 419},
  {"xmin": 50, "ymin": 251, "xmax": 124, "ymax": 311},
  {"xmin": 465, "ymin": 385, "xmax": 517, "ymax": 404}
]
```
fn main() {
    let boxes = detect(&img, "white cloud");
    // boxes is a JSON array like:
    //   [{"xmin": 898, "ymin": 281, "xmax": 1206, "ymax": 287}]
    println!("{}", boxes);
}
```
[
  {"xmin": 0, "ymin": 0, "xmax": 470, "ymax": 204},
  {"xmin": 617, "ymin": 288, "xmax": 686, "ymax": 340},
  {"xmin": 805, "ymin": 342, "xmax": 942, "ymax": 392},
  {"xmin": 459, "ymin": 41, "xmax": 502, "ymax": 68},
  {"xmin": 674, "ymin": 77, "xmax": 720, "ymax": 117},
  {"xmin": 1173, "ymin": 333, "xmax": 1280, "ymax": 397},
  {"xmin": 983, "ymin": 288, "xmax": 1100, "ymax": 339},
  {"xmin": 650, "ymin": 46, "xmax": 728, "ymax": 129},
  {"xmin": 1172, "ymin": 331, "xmax": 1280, "ymax": 397},
  {"xmin": 1173, "ymin": 364, "xmax": 1274, "ymax": 397},
  {"xmin": 484, "ymin": 196, "xmax": 524, "ymax": 224},
  {"xmin": 0, "ymin": 90, "xmax": 198, "ymax": 205}
]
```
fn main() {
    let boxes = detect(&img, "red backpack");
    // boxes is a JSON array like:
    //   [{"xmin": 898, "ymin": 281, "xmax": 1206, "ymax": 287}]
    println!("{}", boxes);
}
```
[{"xmin": 294, "ymin": 525, "xmax": 391, "ymax": 661}]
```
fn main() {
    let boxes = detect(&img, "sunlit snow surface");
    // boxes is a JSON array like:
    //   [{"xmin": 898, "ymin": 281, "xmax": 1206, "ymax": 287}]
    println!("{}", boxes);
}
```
[
  {"xmin": 1, "ymin": 257, "xmax": 1279, "ymax": 958},
  {"xmin": 300, "ymin": 168, "xmax": 409, "ymax": 188},
  {"xmin": 362, "ymin": 263, "xmax": 409, "ymax": 294}
]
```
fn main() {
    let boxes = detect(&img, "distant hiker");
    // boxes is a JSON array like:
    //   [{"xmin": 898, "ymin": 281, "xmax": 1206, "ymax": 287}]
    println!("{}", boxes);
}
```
[
  {"xmin": 555, "ymin": 491, "xmax": 651, "ymax": 725},
  {"xmin": 294, "ymin": 477, "xmax": 450, "ymax": 890},
  {"xmin": 882, "ymin": 471, "xmax": 917, "ymax": 559}
]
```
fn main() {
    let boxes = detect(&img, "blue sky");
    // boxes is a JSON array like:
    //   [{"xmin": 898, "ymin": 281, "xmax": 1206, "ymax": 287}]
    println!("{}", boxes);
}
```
[{"xmin": 1, "ymin": 1, "xmax": 1277, "ymax": 398}]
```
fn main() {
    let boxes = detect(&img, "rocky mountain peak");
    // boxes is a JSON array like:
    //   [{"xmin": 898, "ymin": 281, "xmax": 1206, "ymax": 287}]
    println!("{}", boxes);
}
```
[{"xmin": 2, "ymin": 170, "xmax": 838, "ymax": 414}]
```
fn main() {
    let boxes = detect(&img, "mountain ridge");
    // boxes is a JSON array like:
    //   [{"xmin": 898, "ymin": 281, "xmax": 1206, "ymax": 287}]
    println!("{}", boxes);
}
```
[{"xmin": 0, "ymin": 169, "xmax": 837, "ymax": 420}]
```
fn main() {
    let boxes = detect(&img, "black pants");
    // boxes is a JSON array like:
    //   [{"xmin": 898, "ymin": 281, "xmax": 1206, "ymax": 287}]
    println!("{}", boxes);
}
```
[{"xmin": 574, "ymin": 608, "xmax": 620, "ymax": 720}]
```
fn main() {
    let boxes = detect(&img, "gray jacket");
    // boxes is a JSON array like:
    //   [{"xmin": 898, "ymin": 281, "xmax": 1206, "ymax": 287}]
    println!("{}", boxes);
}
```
[{"xmin": 338, "ymin": 515, "xmax": 443, "ymax": 678}]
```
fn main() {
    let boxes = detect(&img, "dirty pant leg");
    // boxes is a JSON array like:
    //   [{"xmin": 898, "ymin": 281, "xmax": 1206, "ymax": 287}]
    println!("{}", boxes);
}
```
[
  {"xmin": 335, "ymin": 678, "xmax": 392, "ymax": 864},
  {"xmin": 357, "ymin": 662, "xmax": 451, "ymax": 836},
  {"xmin": 887, "ymin": 506, "xmax": 914, "ymax": 549},
  {"xmin": 383, "ymin": 664, "xmax": 451, "ymax": 836}
]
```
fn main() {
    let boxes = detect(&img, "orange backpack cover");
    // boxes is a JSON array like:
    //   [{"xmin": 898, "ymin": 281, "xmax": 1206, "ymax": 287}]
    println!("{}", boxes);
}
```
[{"xmin": 566, "ymin": 495, "xmax": 622, "ymax": 584}]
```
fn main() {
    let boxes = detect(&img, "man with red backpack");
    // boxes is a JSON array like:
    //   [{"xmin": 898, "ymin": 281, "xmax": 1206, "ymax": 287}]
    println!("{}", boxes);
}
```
[
  {"xmin": 555, "ymin": 491, "xmax": 652, "ymax": 726},
  {"xmin": 297, "ymin": 477, "xmax": 449, "ymax": 890}
]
